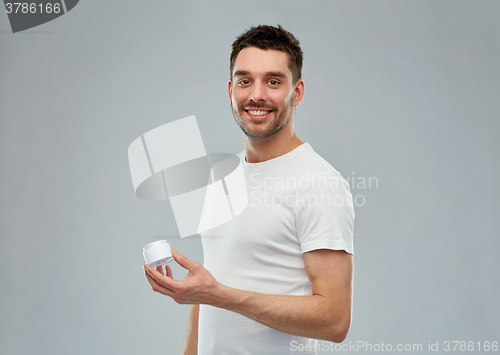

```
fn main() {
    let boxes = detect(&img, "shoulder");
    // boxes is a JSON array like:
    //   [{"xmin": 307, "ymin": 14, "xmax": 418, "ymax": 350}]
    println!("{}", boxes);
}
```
[{"xmin": 293, "ymin": 144, "xmax": 350, "ymax": 192}]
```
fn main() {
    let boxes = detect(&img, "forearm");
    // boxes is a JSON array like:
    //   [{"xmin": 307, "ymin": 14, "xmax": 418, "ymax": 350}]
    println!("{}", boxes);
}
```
[
  {"xmin": 144, "ymin": 249, "xmax": 352, "ymax": 343},
  {"xmin": 181, "ymin": 304, "xmax": 199, "ymax": 355},
  {"xmin": 211, "ymin": 285, "xmax": 350, "ymax": 343}
]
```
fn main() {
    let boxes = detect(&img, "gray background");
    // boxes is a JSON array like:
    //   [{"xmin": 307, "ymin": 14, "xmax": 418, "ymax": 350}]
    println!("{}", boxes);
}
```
[{"xmin": 1, "ymin": 1, "xmax": 499, "ymax": 354}]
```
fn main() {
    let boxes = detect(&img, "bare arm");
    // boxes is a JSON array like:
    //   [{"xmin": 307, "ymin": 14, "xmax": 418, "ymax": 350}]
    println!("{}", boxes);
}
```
[
  {"xmin": 216, "ymin": 249, "xmax": 352, "ymax": 342},
  {"xmin": 181, "ymin": 305, "xmax": 199, "ymax": 355},
  {"xmin": 144, "ymin": 248, "xmax": 353, "ymax": 343}
]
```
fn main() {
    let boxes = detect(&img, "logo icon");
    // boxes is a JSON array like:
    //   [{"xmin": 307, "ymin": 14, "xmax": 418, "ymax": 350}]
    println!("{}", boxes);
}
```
[{"xmin": 128, "ymin": 116, "xmax": 248, "ymax": 238}]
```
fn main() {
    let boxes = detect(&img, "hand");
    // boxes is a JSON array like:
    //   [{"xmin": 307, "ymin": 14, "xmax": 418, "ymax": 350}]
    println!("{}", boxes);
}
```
[{"xmin": 143, "ymin": 249, "xmax": 222, "ymax": 306}]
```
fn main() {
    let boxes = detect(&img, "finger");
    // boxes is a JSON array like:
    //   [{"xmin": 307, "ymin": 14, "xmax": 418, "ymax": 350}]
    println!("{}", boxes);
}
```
[
  {"xmin": 144, "ymin": 263, "xmax": 162, "ymax": 277},
  {"xmin": 144, "ymin": 270, "xmax": 177, "ymax": 297},
  {"xmin": 145, "ymin": 269, "xmax": 170, "ymax": 290},
  {"xmin": 172, "ymin": 249, "xmax": 197, "ymax": 271},
  {"xmin": 144, "ymin": 264, "xmax": 180, "ymax": 289},
  {"xmin": 156, "ymin": 265, "xmax": 164, "ymax": 275},
  {"xmin": 165, "ymin": 265, "xmax": 173, "ymax": 278},
  {"xmin": 144, "ymin": 264, "xmax": 163, "ymax": 281}
]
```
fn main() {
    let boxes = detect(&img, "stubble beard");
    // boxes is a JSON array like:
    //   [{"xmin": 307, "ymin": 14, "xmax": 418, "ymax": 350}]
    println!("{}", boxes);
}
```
[{"xmin": 231, "ymin": 95, "xmax": 294, "ymax": 141}]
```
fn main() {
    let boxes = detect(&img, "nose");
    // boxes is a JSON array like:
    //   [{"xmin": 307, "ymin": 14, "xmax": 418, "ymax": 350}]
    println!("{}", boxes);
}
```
[{"xmin": 249, "ymin": 82, "xmax": 267, "ymax": 102}]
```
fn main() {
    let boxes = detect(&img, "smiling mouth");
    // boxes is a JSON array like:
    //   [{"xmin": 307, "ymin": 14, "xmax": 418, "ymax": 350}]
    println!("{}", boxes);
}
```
[{"xmin": 245, "ymin": 109, "xmax": 272, "ymax": 116}]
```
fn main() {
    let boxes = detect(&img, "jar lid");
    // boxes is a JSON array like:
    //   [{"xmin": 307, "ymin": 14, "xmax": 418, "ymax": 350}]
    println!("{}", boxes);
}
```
[{"xmin": 143, "ymin": 240, "xmax": 168, "ymax": 251}]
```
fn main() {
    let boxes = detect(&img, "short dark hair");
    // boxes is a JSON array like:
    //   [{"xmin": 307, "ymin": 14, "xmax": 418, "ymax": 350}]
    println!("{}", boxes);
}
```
[{"xmin": 230, "ymin": 25, "xmax": 303, "ymax": 83}]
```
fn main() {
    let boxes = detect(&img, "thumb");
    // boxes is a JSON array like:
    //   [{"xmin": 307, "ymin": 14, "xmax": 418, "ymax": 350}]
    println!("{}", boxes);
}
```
[{"xmin": 172, "ymin": 249, "xmax": 197, "ymax": 271}]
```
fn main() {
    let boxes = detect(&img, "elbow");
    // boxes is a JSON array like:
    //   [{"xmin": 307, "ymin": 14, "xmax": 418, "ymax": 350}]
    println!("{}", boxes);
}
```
[
  {"xmin": 328, "ymin": 328, "xmax": 349, "ymax": 343},
  {"xmin": 326, "ymin": 315, "xmax": 351, "ymax": 343}
]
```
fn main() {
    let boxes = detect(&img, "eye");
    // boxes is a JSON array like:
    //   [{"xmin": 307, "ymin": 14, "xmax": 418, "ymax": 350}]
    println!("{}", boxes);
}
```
[
  {"xmin": 238, "ymin": 80, "xmax": 250, "ymax": 86},
  {"xmin": 268, "ymin": 80, "xmax": 279, "ymax": 85}
]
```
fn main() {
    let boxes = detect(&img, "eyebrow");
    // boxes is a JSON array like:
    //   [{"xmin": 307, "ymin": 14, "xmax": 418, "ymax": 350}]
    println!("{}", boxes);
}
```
[
  {"xmin": 265, "ymin": 71, "xmax": 287, "ymax": 78},
  {"xmin": 234, "ymin": 70, "xmax": 250, "ymax": 77},
  {"xmin": 233, "ymin": 70, "xmax": 287, "ymax": 78}
]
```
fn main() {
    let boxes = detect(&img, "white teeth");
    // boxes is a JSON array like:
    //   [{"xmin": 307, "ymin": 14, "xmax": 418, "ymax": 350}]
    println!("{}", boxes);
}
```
[{"xmin": 248, "ymin": 110, "xmax": 270, "ymax": 116}]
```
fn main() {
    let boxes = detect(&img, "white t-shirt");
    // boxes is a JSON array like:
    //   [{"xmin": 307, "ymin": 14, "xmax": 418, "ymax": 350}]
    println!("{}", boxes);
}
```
[{"xmin": 198, "ymin": 143, "xmax": 354, "ymax": 355}]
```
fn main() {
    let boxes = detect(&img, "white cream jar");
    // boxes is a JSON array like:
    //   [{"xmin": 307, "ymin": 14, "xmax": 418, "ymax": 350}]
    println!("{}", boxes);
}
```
[{"xmin": 143, "ymin": 240, "xmax": 173, "ymax": 267}]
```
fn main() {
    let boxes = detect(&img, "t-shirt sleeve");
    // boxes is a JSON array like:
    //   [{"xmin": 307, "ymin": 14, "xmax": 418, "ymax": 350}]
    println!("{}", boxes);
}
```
[{"xmin": 295, "ymin": 170, "xmax": 354, "ymax": 254}]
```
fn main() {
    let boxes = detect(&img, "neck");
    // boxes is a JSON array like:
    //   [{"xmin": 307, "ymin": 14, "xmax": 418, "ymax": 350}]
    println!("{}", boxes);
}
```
[{"xmin": 244, "ymin": 112, "xmax": 303, "ymax": 163}]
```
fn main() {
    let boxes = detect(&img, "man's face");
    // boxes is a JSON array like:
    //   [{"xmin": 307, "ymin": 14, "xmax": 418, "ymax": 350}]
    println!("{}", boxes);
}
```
[{"xmin": 228, "ymin": 47, "xmax": 303, "ymax": 140}]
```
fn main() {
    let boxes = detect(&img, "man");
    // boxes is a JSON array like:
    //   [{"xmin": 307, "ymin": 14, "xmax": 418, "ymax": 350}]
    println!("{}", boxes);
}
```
[{"xmin": 143, "ymin": 25, "xmax": 354, "ymax": 355}]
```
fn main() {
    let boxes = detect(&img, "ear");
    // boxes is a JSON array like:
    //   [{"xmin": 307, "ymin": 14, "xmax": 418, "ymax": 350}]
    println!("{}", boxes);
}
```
[
  {"xmin": 227, "ymin": 79, "xmax": 233, "ymax": 102},
  {"xmin": 292, "ymin": 79, "xmax": 305, "ymax": 107}
]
